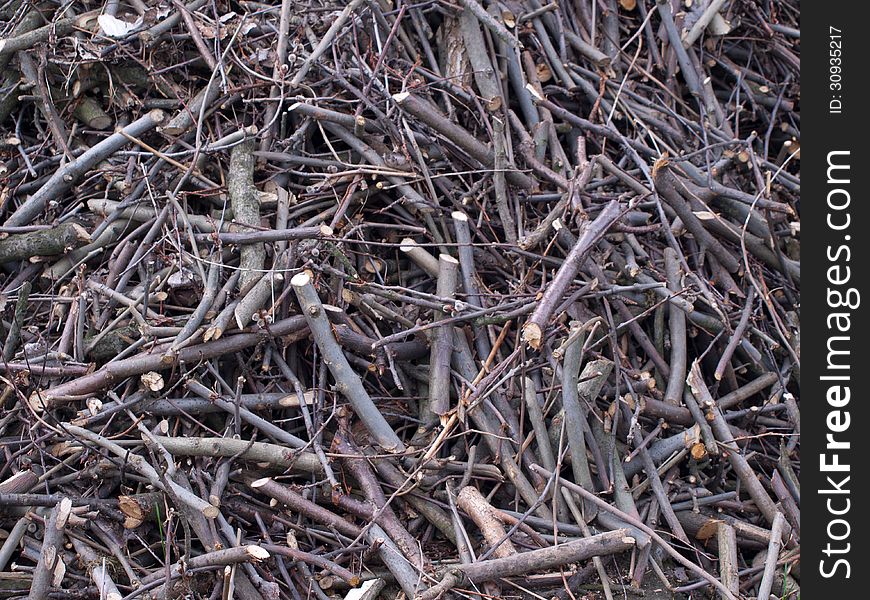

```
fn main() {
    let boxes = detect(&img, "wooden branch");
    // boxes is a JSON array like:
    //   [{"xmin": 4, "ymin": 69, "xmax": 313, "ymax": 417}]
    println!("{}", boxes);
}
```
[
  {"xmin": 393, "ymin": 92, "xmax": 534, "ymax": 190},
  {"xmin": 457, "ymin": 486, "xmax": 516, "ymax": 559},
  {"xmin": 229, "ymin": 139, "xmax": 264, "ymax": 291},
  {"xmin": 0, "ymin": 223, "xmax": 90, "ymax": 262},
  {"xmin": 29, "ymin": 315, "xmax": 308, "ymax": 411},
  {"xmin": 292, "ymin": 271, "xmax": 404, "ymax": 451},
  {"xmin": 6, "ymin": 110, "xmax": 166, "ymax": 227},
  {"xmin": 686, "ymin": 362, "xmax": 781, "ymax": 526},
  {"xmin": 28, "ymin": 498, "xmax": 72, "ymax": 600},
  {"xmin": 523, "ymin": 200, "xmax": 623, "ymax": 348},
  {"xmin": 456, "ymin": 529, "xmax": 633, "ymax": 583},
  {"xmin": 428, "ymin": 254, "xmax": 459, "ymax": 418}
]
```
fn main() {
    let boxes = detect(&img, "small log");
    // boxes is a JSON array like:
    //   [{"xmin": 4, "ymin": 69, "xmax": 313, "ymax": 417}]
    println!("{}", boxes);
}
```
[{"xmin": 0, "ymin": 223, "xmax": 90, "ymax": 262}]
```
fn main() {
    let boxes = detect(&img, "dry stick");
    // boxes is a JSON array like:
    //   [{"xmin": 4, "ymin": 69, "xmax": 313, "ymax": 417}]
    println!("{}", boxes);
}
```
[
  {"xmin": 160, "ymin": 84, "xmax": 222, "ymax": 136},
  {"xmin": 457, "ymin": 0, "xmax": 519, "ymax": 49},
  {"xmin": 459, "ymin": 7, "xmax": 504, "ymax": 111},
  {"xmin": 259, "ymin": 0, "xmax": 294, "ymax": 151},
  {"xmin": 248, "ymin": 478, "xmax": 361, "ymax": 536},
  {"xmin": 518, "ymin": 194, "xmax": 568, "ymax": 250},
  {"xmin": 80, "ymin": 389, "xmax": 274, "ymax": 424},
  {"xmin": 263, "ymin": 545, "xmax": 361, "ymax": 586},
  {"xmin": 446, "ymin": 482, "xmax": 475, "ymax": 565},
  {"xmin": 682, "ymin": 0, "xmax": 729, "ymax": 47},
  {"xmin": 292, "ymin": 272, "xmax": 404, "ymax": 452},
  {"xmin": 456, "ymin": 529, "xmax": 634, "ymax": 583},
  {"xmin": 623, "ymin": 427, "xmax": 700, "ymax": 481},
  {"xmin": 152, "ymin": 435, "xmax": 322, "ymax": 474},
  {"xmin": 452, "ymin": 211, "xmax": 493, "ymax": 360},
  {"xmin": 205, "ymin": 298, "xmax": 242, "ymax": 341},
  {"xmin": 235, "ymin": 272, "xmax": 283, "ymax": 330},
  {"xmin": 88, "ymin": 198, "xmax": 225, "ymax": 233},
  {"xmin": 392, "ymin": 92, "xmax": 534, "ymax": 190},
  {"xmin": 171, "ymin": 0, "xmax": 217, "ymax": 70},
  {"xmin": 663, "ymin": 247, "xmax": 687, "ymax": 405},
  {"xmin": 372, "ymin": 459, "xmax": 457, "ymax": 543},
  {"xmin": 139, "ymin": 546, "xmax": 270, "ymax": 586},
  {"xmin": 532, "ymin": 465, "xmax": 739, "ymax": 600},
  {"xmin": 86, "ymin": 279, "xmax": 160, "ymax": 321},
  {"xmin": 62, "ymin": 425, "xmax": 219, "ymax": 518},
  {"xmin": 185, "ymin": 380, "xmax": 307, "ymax": 449},
  {"xmin": 450, "ymin": 330, "xmax": 553, "ymax": 521},
  {"xmin": 28, "ymin": 498, "xmax": 72, "ymax": 600},
  {"xmin": 71, "ymin": 537, "xmax": 123, "ymax": 600},
  {"xmin": 564, "ymin": 30, "xmax": 612, "ymax": 69},
  {"xmin": 756, "ymin": 512, "xmax": 787, "ymax": 600},
  {"xmin": 522, "ymin": 200, "xmax": 623, "ymax": 349},
  {"xmin": 1, "ymin": 469, "xmax": 53, "ymax": 495},
  {"xmin": 0, "ymin": 223, "xmax": 90, "ymax": 262},
  {"xmin": 636, "ymin": 444, "xmax": 690, "ymax": 545},
  {"xmin": 368, "ymin": 522, "xmax": 421, "ymax": 598},
  {"xmin": 528, "ymin": 95, "xmax": 657, "ymax": 160},
  {"xmin": 534, "ymin": 17, "xmax": 576, "ymax": 95},
  {"xmin": 229, "ymin": 140, "xmax": 264, "ymax": 291},
  {"xmin": 600, "ymin": 0, "xmax": 622, "ymax": 64},
  {"xmin": 771, "ymin": 470, "xmax": 800, "ymax": 537},
  {"xmin": 676, "ymin": 511, "xmax": 775, "ymax": 547},
  {"xmin": 6, "ymin": 110, "xmax": 166, "ymax": 227},
  {"xmin": 0, "ymin": 13, "xmax": 86, "ymax": 58},
  {"xmin": 136, "ymin": 421, "xmax": 223, "ymax": 550},
  {"xmin": 574, "ymin": 364, "xmax": 614, "ymax": 497},
  {"xmin": 18, "ymin": 53, "xmax": 69, "ymax": 159},
  {"xmin": 507, "ymin": 109, "xmax": 571, "ymax": 190},
  {"xmin": 0, "ymin": 516, "xmax": 28, "ymax": 571},
  {"xmin": 290, "ymin": 0, "xmax": 365, "ymax": 86},
  {"xmin": 714, "ymin": 287, "xmax": 757, "ymax": 380},
  {"xmin": 428, "ymin": 254, "xmax": 459, "ymax": 418},
  {"xmin": 717, "ymin": 522, "xmax": 740, "ymax": 599},
  {"xmin": 2, "ymin": 281, "xmax": 30, "ymax": 362},
  {"xmin": 656, "ymin": 0, "xmax": 704, "ymax": 100},
  {"xmin": 718, "ymin": 371, "xmax": 779, "ymax": 410},
  {"xmin": 165, "ymin": 256, "xmax": 221, "ymax": 357},
  {"xmin": 323, "ymin": 123, "xmax": 433, "ymax": 213},
  {"xmin": 0, "ymin": 7, "xmax": 43, "ymax": 119},
  {"xmin": 560, "ymin": 322, "xmax": 597, "ymax": 518},
  {"xmin": 210, "ymin": 460, "xmax": 233, "ymax": 508},
  {"xmin": 270, "ymin": 351, "xmax": 337, "ymax": 486},
  {"xmin": 652, "ymin": 160, "xmax": 740, "ymax": 273},
  {"xmin": 492, "ymin": 118, "xmax": 518, "ymax": 243},
  {"xmin": 686, "ymin": 362, "xmax": 781, "ymax": 526},
  {"xmin": 522, "ymin": 377, "xmax": 556, "ymax": 473},
  {"xmin": 457, "ymin": 486, "xmax": 517, "ymax": 559},
  {"xmin": 196, "ymin": 225, "xmax": 331, "ymax": 245},
  {"xmin": 682, "ymin": 387, "xmax": 719, "ymax": 459},
  {"xmin": 30, "ymin": 315, "xmax": 308, "ymax": 410},
  {"xmin": 288, "ymin": 102, "xmax": 384, "ymax": 134}
]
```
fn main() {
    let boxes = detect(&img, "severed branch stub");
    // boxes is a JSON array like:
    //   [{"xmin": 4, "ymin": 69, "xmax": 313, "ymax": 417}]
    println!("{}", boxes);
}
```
[{"xmin": 229, "ymin": 138, "xmax": 264, "ymax": 292}]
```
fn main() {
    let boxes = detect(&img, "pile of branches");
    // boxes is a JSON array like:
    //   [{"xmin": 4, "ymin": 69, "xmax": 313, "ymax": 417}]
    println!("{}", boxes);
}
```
[{"xmin": 0, "ymin": 1, "xmax": 799, "ymax": 599}]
